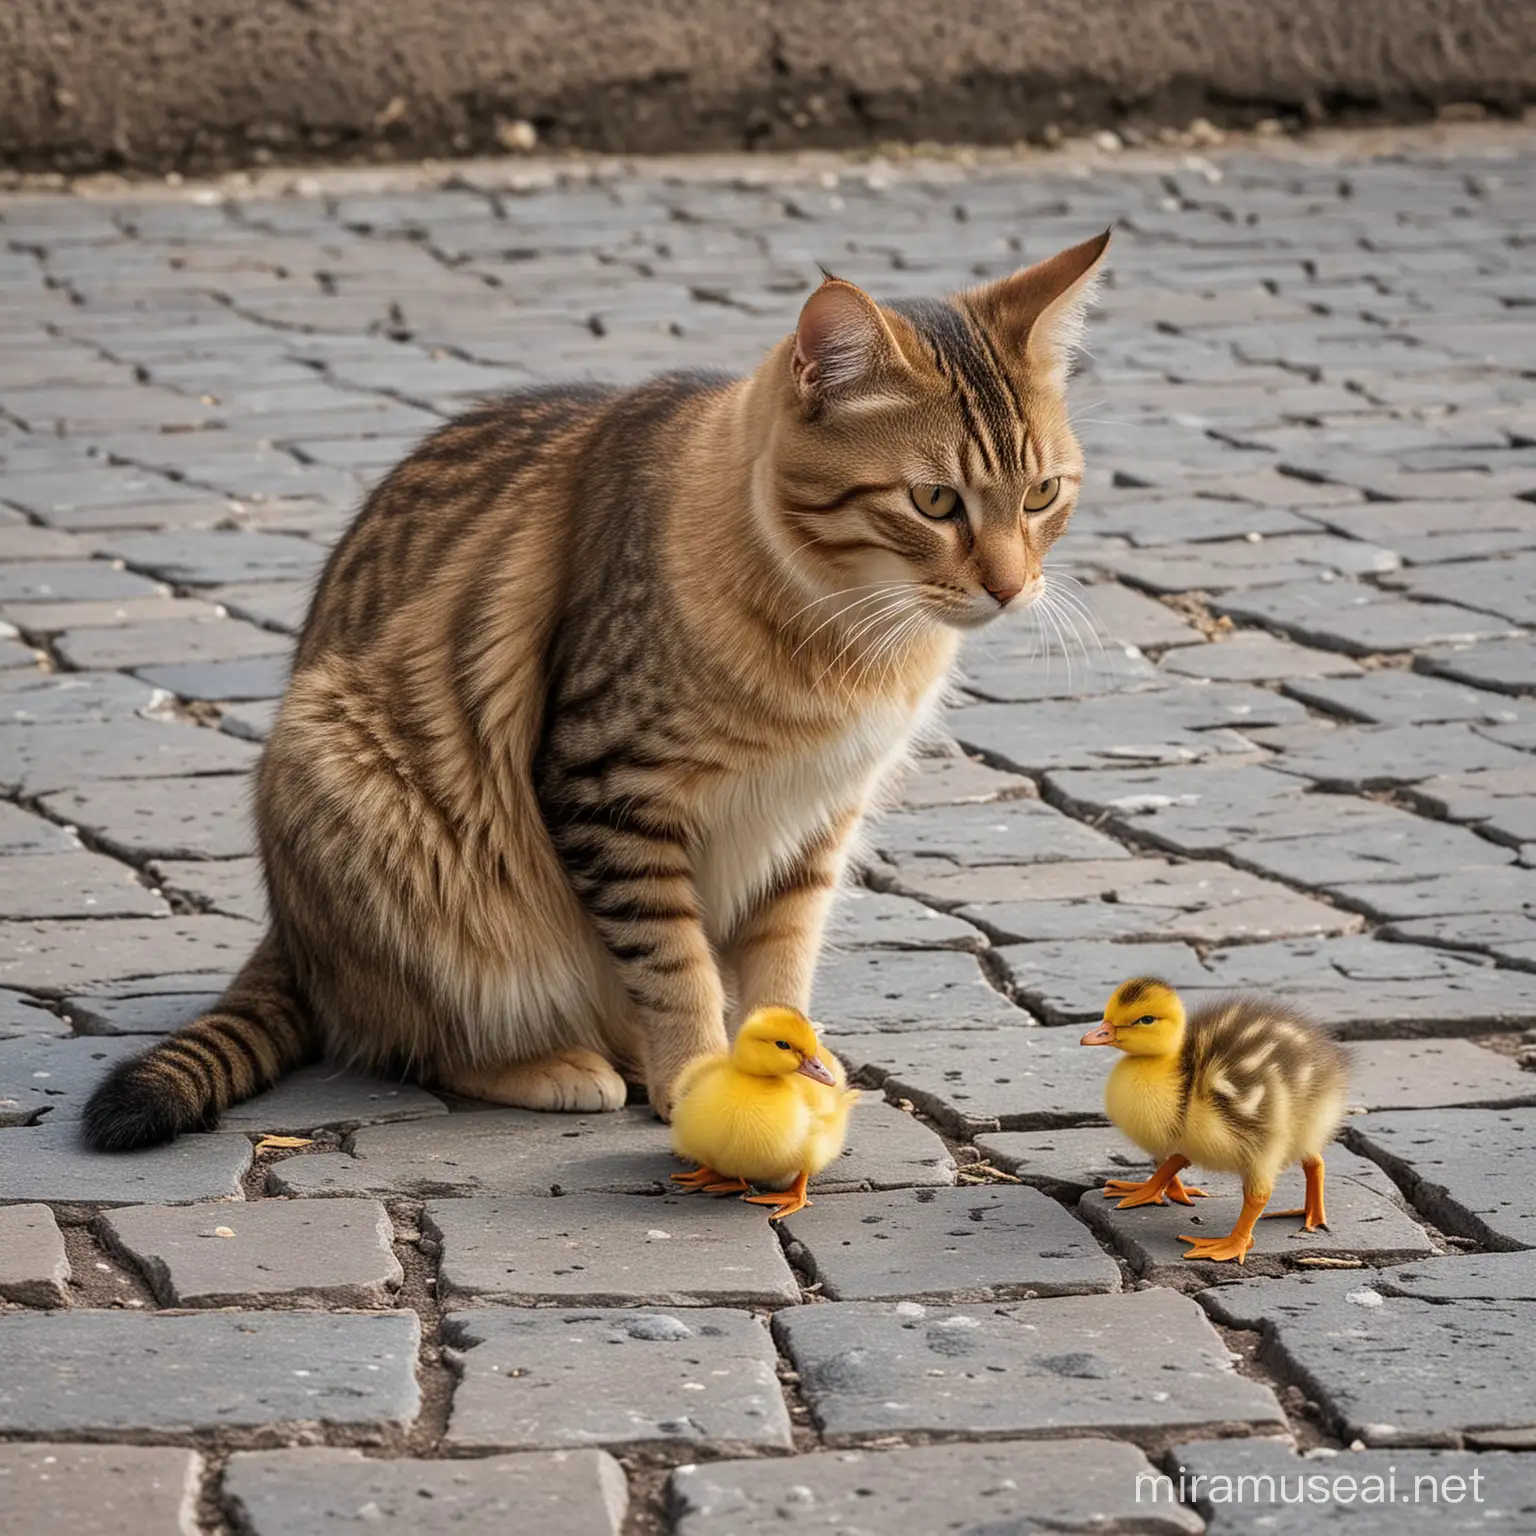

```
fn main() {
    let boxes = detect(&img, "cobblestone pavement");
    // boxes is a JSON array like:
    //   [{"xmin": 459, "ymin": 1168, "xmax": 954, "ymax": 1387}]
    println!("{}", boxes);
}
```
[{"xmin": 2, "ymin": 127, "xmax": 1535, "ymax": 1533}]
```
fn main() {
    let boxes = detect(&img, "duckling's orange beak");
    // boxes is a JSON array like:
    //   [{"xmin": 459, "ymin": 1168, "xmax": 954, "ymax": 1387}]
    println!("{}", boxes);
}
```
[
  {"xmin": 796, "ymin": 1054, "xmax": 837, "ymax": 1085},
  {"xmin": 1080, "ymin": 1020, "xmax": 1115, "ymax": 1046}
]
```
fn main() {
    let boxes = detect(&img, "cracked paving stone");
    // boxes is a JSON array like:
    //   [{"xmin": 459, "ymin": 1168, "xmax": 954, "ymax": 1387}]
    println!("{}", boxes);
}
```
[
  {"xmin": 1214, "ymin": 581, "xmax": 1517, "ymax": 656},
  {"xmin": 0, "ymin": 915, "xmax": 252, "ymax": 993},
  {"xmin": 1172, "ymin": 1438, "xmax": 1536, "ymax": 1533},
  {"xmin": 441, "ymin": 1307, "xmax": 792, "ymax": 1454},
  {"xmin": 777, "ymin": 1184, "xmax": 1120, "ymax": 1302},
  {"xmin": 0, "ymin": 716, "xmax": 258, "ymax": 795},
  {"xmin": 871, "ymin": 798, "xmax": 1129, "ymax": 874},
  {"xmin": 209, "ymin": 579, "xmax": 314, "ymax": 635},
  {"xmin": 0, "ymin": 803, "xmax": 83, "ymax": 856},
  {"xmin": 0, "ymin": 1204, "xmax": 71, "ymax": 1304},
  {"xmin": 100, "ymin": 531, "xmax": 327, "ymax": 586},
  {"xmin": 0, "ymin": 1310, "xmax": 420, "ymax": 1435},
  {"xmin": 0, "ymin": 1033, "xmax": 174, "ymax": 1123},
  {"xmin": 225, "ymin": 1448, "xmax": 628, "ymax": 1536},
  {"xmin": 895, "ymin": 749, "xmax": 1036, "ymax": 807},
  {"xmin": 61, "ymin": 989, "xmax": 225, "ymax": 1034},
  {"xmin": 1075, "ymin": 580, "xmax": 1208, "ymax": 649},
  {"xmin": 812, "ymin": 948, "xmax": 1033, "ymax": 1032},
  {"xmin": 0, "ymin": 851, "xmax": 168, "ymax": 920},
  {"xmin": 996, "ymin": 939, "xmax": 1206, "ymax": 1024},
  {"xmin": 960, "ymin": 860, "xmax": 1353, "ymax": 946},
  {"xmin": 823, "ymin": 888, "xmax": 984, "ymax": 952},
  {"xmin": 0, "ymin": 989, "xmax": 66, "ymax": 1041},
  {"xmin": 671, "ymin": 1439, "xmax": 1202, "ymax": 1536},
  {"xmin": 221, "ymin": 1065, "xmax": 447, "ymax": 1134},
  {"xmin": 273, "ymin": 1099, "xmax": 953, "ymax": 1199},
  {"xmin": 1258, "ymin": 722, "xmax": 1530, "ymax": 791},
  {"xmin": 134, "ymin": 653, "xmax": 292, "ymax": 702},
  {"xmin": 220, "ymin": 699, "xmax": 280, "ymax": 742},
  {"xmin": 1199, "ymin": 1257, "xmax": 1536, "ymax": 1448},
  {"xmin": 1099, "ymin": 533, "xmax": 1399, "ymax": 594},
  {"xmin": 0, "ymin": 1446, "xmax": 204, "ymax": 1536},
  {"xmin": 152, "ymin": 854, "xmax": 266, "ymax": 922},
  {"xmin": 955, "ymin": 683, "xmax": 1304, "ymax": 774},
  {"xmin": 1075, "ymin": 496, "xmax": 1321, "ymax": 547},
  {"xmin": 1386, "ymin": 909, "xmax": 1536, "ymax": 968},
  {"xmin": 0, "ymin": 670, "xmax": 160, "ymax": 725},
  {"xmin": 1418, "ymin": 636, "xmax": 1536, "ymax": 698},
  {"xmin": 775, "ymin": 1289, "xmax": 1284, "ymax": 1445},
  {"xmin": 1078, "ymin": 1146, "xmax": 1434, "ymax": 1288},
  {"xmin": 1159, "ymin": 630, "xmax": 1364, "ymax": 684},
  {"xmin": 975, "ymin": 1126, "xmax": 1169, "ymax": 1200},
  {"xmin": 1407, "ymin": 765, "xmax": 1536, "ymax": 849},
  {"xmin": 38, "ymin": 774, "xmax": 255, "ymax": 859},
  {"xmin": 1330, "ymin": 865, "xmax": 1536, "ymax": 923},
  {"xmin": 100, "ymin": 1198, "xmax": 403, "ymax": 1308},
  {"xmin": 1282, "ymin": 670, "xmax": 1522, "ymax": 728},
  {"xmin": 1345, "ymin": 1039, "xmax": 1536, "ymax": 1112},
  {"xmin": 0, "ymin": 561, "xmax": 165, "ymax": 604},
  {"xmin": 1233, "ymin": 821, "xmax": 1518, "ymax": 891},
  {"xmin": 1347, "ymin": 1108, "xmax": 1536, "ymax": 1250},
  {"xmin": 425, "ymin": 1193, "xmax": 799, "ymax": 1307},
  {"xmin": 839, "ymin": 1026, "xmax": 1114, "ymax": 1136},
  {"xmin": 1389, "ymin": 552, "xmax": 1536, "ymax": 628},
  {"xmin": 54, "ymin": 616, "xmax": 291, "ymax": 671},
  {"xmin": 1313, "ymin": 496, "xmax": 1536, "ymax": 565},
  {"xmin": 960, "ymin": 634, "xmax": 1164, "ymax": 702}
]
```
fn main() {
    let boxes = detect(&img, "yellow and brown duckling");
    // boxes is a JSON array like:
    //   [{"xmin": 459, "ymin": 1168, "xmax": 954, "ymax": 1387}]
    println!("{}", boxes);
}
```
[
  {"xmin": 1080, "ymin": 977, "xmax": 1350, "ymax": 1264},
  {"xmin": 669, "ymin": 1005, "xmax": 859, "ymax": 1220}
]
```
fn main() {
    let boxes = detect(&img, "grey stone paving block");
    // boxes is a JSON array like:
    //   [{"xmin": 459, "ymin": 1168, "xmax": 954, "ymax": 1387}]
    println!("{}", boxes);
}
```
[
  {"xmin": 1330, "ymin": 866, "xmax": 1536, "ymax": 923},
  {"xmin": 841, "ymin": 1026, "xmax": 1112, "ymax": 1135},
  {"xmin": 0, "ymin": 989, "xmax": 66, "ymax": 1041},
  {"xmin": 210, "ymin": 579, "xmax": 314, "ymax": 634},
  {"xmin": 871, "ymin": 798, "xmax": 1128, "ymax": 871},
  {"xmin": 0, "ymin": 1203, "xmax": 71, "ymax": 1304},
  {"xmin": 0, "ymin": 669, "xmax": 159, "ymax": 725},
  {"xmin": 0, "ymin": 1034, "xmax": 172, "ymax": 1124},
  {"xmin": 0, "ymin": 1310, "xmax": 419, "ymax": 1434},
  {"xmin": 226, "ymin": 1448, "xmax": 628, "ymax": 1536},
  {"xmin": 956, "ymin": 684, "xmax": 1303, "ymax": 774},
  {"xmin": 1160, "ymin": 630, "xmax": 1364, "ymax": 683},
  {"xmin": 895, "ymin": 750, "xmax": 1036, "ymax": 807},
  {"xmin": 823, "ymin": 888, "xmax": 983, "ymax": 952},
  {"xmin": 1102, "ymin": 534, "xmax": 1399, "ymax": 594},
  {"xmin": 1314, "ymin": 496, "xmax": 1536, "ymax": 564},
  {"xmin": 1214, "ymin": 581, "xmax": 1516, "ymax": 656},
  {"xmin": 1234, "ymin": 820, "xmax": 1517, "ymax": 890},
  {"xmin": 0, "ymin": 851, "xmax": 167, "ymax": 920},
  {"xmin": 135, "ymin": 653, "xmax": 292, "ymax": 702},
  {"xmin": 975, "ymin": 1126, "xmax": 1162, "ymax": 1200},
  {"xmin": 961, "ymin": 860, "xmax": 1353, "ymax": 946},
  {"xmin": 221, "ymin": 1065, "xmax": 447, "ymax": 1134},
  {"xmin": 1075, "ymin": 579, "xmax": 1208, "ymax": 648},
  {"xmin": 1078, "ymin": 1146, "xmax": 1434, "ymax": 1285},
  {"xmin": 220, "ymin": 698, "xmax": 280, "ymax": 742},
  {"xmin": 961, "ymin": 633, "xmax": 1163, "ymax": 702},
  {"xmin": 1078, "ymin": 496, "xmax": 1321, "ymax": 547},
  {"xmin": 62, "ymin": 990, "xmax": 225, "ymax": 1034},
  {"xmin": 997, "ymin": 939, "xmax": 1205, "ymax": 1024},
  {"xmin": 102, "ymin": 531, "xmax": 327, "ymax": 586},
  {"xmin": 1418, "ymin": 637, "xmax": 1536, "ymax": 697},
  {"xmin": 0, "ymin": 716, "xmax": 258, "ymax": 795},
  {"xmin": 0, "ymin": 560, "xmax": 164, "ymax": 604},
  {"xmin": 442, "ymin": 1307, "xmax": 791, "ymax": 1454},
  {"xmin": 55, "ymin": 616, "xmax": 291, "ymax": 670},
  {"xmin": 101, "ymin": 1198, "xmax": 403, "ymax": 1308},
  {"xmin": 1348, "ymin": 1108, "xmax": 1536, "ymax": 1250},
  {"xmin": 672, "ymin": 1439, "xmax": 1203, "ymax": 1536},
  {"xmin": 779, "ymin": 1184, "xmax": 1119, "ymax": 1302},
  {"xmin": 425, "ymin": 1193, "xmax": 799, "ymax": 1307},
  {"xmin": 0, "ymin": 1445, "xmax": 203, "ymax": 1536},
  {"xmin": 152, "ymin": 854, "xmax": 266, "ymax": 922},
  {"xmin": 1285, "ymin": 671, "xmax": 1521, "ymax": 727},
  {"xmin": 0, "ymin": 801, "xmax": 78, "ymax": 855},
  {"xmin": 1348, "ymin": 1039, "xmax": 1536, "ymax": 1111},
  {"xmin": 1406, "ymin": 765, "xmax": 1536, "ymax": 849},
  {"xmin": 1391, "ymin": 552, "xmax": 1536, "ymax": 627},
  {"xmin": 1259, "ymin": 722, "xmax": 1529, "ymax": 791},
  {"xmin": 812, "ymin": 948, "xmax": 1032, "ymax": 1033},
  {"xmin": 1199, "ymin": 1267, "xmax": 1536, "ymax": 1448},
  {"xmin": 39, "ymin": 774, "xmax": 254, "ymax": 859},
  {"xmin": 0, "ymin": 914, "xmax": 253, "ymax": 993},
  {"xmin": 1172, "ymin": 1439, "xmax": 1536, "ymax": 1533},
  {"xmin": 0, "ymin": 594, "xmax": 224, "ymax": 633},
  {"xmin": 0, "ymin": 1122, "xmax": 252, "ymax": 1209},
  {"xmin": 1375, "ymin": 1249, "xmax": 1536, "ymax": 1303},
  {"xmin": 776, "ymin": 1289, "xmax": 1284, "ymax": 1445}
]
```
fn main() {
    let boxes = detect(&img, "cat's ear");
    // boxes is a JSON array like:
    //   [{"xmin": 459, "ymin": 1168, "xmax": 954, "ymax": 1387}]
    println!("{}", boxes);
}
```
[
  {"xmin": 792, "ymin": 276, "xmax": 907, "ymax": 406},
  {"xmin": 972, "ymin": 229, "xmax": 1111, "ymax": 388}
]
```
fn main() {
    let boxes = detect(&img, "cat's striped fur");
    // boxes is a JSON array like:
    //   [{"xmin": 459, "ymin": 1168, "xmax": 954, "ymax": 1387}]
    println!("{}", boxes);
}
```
[{"xmin": 83, "ymin": 231, "xmax": 1110, "ymax": 1150}]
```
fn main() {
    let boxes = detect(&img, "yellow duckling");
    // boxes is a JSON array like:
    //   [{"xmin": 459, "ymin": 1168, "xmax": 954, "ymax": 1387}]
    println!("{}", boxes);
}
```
[
  {"xmin": 670, "ymin": 1005, "xmax": 859, "ymax": 1220},
  {"xmin": 1080, "ymin": 977, "xmax": 1350, "ymax": 1264}
]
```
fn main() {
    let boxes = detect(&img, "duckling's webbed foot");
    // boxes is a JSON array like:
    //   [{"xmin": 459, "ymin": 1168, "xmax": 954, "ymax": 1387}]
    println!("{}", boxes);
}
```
[
  {"xmin": 742, "ymin": 1171, "xmax": 811, "ymax": 1221},
  {"xmin": 1180, "ymin": 1186, "xmax": 1270, "ymax": 1264},
  {"xmin": 672, "ymin": 1165, "xmax": 746, "ymax": 1193},
  {"xmin": 1165, "ymin": 1174, "xmax": 1209, "ymax": 1205},
  {"xmin": 1266, "ymin": 1154, "xmax": 1328, "ymax": 1232},
  {"xmin": 1103, "ymin": 1154, "xmax": 1204, "ymax": 1209}
]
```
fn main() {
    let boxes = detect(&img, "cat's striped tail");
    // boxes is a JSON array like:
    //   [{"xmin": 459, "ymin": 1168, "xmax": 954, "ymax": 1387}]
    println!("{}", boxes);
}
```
[{"xmin": 82, "ymin": 932, "xmax": 319, "ymax": 1151}]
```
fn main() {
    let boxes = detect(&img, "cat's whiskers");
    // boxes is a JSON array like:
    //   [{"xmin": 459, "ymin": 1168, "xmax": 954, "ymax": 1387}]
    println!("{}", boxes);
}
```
[
  {"xmin": 789, "ymin": 583, "xmax": 920, "ymax": 660},
  {"xmin": 815, "ymin": 591, "xmax": 924, "ymax": 692}
]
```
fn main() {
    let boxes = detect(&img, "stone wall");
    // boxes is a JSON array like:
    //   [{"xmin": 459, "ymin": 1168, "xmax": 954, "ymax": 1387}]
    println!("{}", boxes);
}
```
[{"xmin": 2, "ymin": 0, "xmax": 1531, "ymax": 173}]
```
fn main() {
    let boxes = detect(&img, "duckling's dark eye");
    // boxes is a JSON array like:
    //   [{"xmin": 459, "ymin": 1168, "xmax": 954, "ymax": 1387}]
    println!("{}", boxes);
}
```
[
  {"xmin": 774, "ymin": 1040, "xmax": 792, "ymax": 1050},
  {"xmin": 1136, "ymin": 1015, "xmax": 1157, "ymax": 1026}
]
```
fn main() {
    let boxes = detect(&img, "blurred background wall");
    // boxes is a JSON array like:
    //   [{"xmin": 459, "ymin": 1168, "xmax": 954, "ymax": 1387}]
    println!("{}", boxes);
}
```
[{"xmin": 3, "ymin": 0, "xmax": 1532, "ymax": 174}]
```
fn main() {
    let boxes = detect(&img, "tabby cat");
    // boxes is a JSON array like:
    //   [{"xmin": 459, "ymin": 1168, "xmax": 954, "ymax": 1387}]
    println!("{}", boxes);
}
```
[{"xmin": 83, "ymin": 230, "xmax": 1110, "ymax": 1150}]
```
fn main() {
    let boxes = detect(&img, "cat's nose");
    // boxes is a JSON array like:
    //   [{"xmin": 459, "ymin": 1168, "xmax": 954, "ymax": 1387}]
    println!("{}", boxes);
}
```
[{"xmin": 986, "ymin": 582, "xmax": 1023, "ymax": 606}]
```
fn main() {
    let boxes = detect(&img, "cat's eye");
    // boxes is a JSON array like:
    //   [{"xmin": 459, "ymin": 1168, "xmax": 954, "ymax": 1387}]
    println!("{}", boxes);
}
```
[
  {"xmin": 775, "ymin": 1040, "xmax": 792, "ymax": 1051},
  {"xmin": 910, "ymin": 484, "xmax": 960, "ymax": 519},
  {"xmin": 1024, "ymin": 478, "xmax": 1061, "ymax": 513}
]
